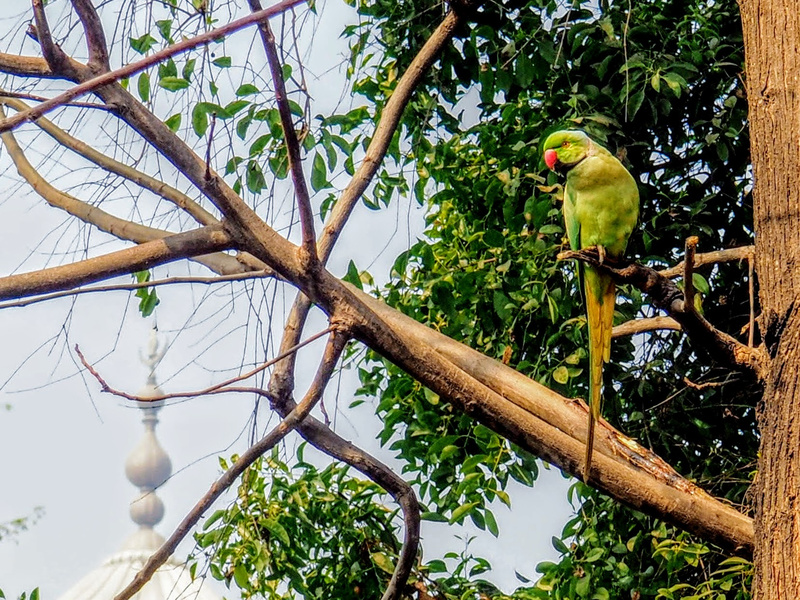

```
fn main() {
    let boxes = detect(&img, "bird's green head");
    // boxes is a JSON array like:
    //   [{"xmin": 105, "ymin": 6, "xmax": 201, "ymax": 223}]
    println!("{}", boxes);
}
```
[{"xmin": 542, "ymin": 130, "xmax": 592, "ymax": 173}]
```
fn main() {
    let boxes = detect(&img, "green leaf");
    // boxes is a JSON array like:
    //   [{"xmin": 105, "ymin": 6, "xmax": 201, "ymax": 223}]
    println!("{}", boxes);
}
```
[
  {"xmin": 236, "ymin": 83, "xmax": 260, "ymax": 97},
  {"xmin": 233, "ymin": 564, "xmax": 250, "ymax": 590},
  {"xmin": 484, "ymin": 508, "xmax": 499, "ymax": 537},
  {"xmin": 311, "ymin": 152, "xmax": 328, "ymax": 192},
  {"xmin": 342, "ymin": 260, "xmax": 363, "ymax": 290},
  {"xmin": 212, "ymin": 56, "xmax": 232, "ymax": 68},
  {"xmin": 449, "ymin": 502, "xmax": 479, "ymax": 524},
  {"xmin": 137, "ymin": 72, "xmax": 150, "ymax": 103},
  {"xmin": 261, "ymin": 517, "xmax": 291, "ymax": 546},
  {"xmin": 130, "ymin": 33, "xmax": 157, "ymax": 54},
  {"xmin": 552, "ymin": 365, "xmax": 569, "ymax": 384},
  {"xmin": 158, "ymin": 77, "xmax": 190, "ymax": 91},
  {"xmin": 370, "ymin": 552, "xmax": 395, "ymax": 575},
  {"xmin": 164, "ymin": 113, "xmax": 181, "ymax": 132},
  {"xmin": 191, "ymin": 103, "xmax": 209, "ymax": 136}
]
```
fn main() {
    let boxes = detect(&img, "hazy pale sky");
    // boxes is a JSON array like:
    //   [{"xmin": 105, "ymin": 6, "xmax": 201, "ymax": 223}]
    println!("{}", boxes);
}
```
[{"xmin": 0, "ymin": 1, "xmax": 572, "ymax": 597}]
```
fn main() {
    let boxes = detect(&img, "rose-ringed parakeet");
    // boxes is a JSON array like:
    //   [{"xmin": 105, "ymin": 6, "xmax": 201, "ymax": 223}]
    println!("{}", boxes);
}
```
[{"xmin": 542, "ymin": 130, "xmax": 639, "ymax": 482}]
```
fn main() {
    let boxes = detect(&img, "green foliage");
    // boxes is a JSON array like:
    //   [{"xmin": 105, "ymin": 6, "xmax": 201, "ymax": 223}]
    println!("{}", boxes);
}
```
[
  {"xmin": 133, "ymin": 270, "xmax": 160, "ymax": 317},
  {"xmin": 192, "ymin": 448, "xmax": 403, "ymax": 599}
]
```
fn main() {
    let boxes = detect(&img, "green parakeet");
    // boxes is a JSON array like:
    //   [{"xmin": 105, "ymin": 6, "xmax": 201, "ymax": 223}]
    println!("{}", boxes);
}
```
[{"xmin": 542, "ymin": 130, "xmax": 639, "ymax": 482}]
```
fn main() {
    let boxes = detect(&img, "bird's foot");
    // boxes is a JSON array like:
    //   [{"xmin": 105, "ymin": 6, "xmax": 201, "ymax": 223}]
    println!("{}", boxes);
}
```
[{"xmin": 597, "ymin": 245, "xmax": 606, "ymax": 265}]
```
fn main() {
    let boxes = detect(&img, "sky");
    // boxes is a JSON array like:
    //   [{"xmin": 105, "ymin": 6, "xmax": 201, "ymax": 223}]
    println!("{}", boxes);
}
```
[{"xmin": 0, "ymin": 1, "xmax": 573, "ymax": 597}]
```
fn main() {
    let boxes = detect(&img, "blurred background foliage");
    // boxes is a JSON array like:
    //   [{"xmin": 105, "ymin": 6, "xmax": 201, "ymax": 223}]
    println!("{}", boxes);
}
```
[{"xmin": 177, "ymin": 0, "xmax": 758, "ymax": 596}]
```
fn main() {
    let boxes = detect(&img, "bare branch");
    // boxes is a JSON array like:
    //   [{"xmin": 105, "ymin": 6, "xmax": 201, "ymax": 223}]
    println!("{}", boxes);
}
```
[
  {"xmin": 0, "ymin": 91, "xmax": 112, "ymax": 110},
  {"xmin": 317, "ymin": 9, "xmax": 462, "ymax": 262},
  {"xmin": 560, "ymin": 248, "xmax": 768, "ymax": 377},
  {"xmin": 0, "ymin": 225, "xmax": 233, "ymax": 301},
  {"xmin": 0, "ymin": 53, "xmax": 54, "ymax": 78},
  {"xmin": 0, "ymin": 96, "xmax": 219, "ymax": 227},
  {"xmin": 0, "ymin": 0, "xmax": 308, "ymax": 133},
  {"xmin": 112, "ymin": 329, "xmax": 348, "ymax": 600},
  {"xmin": 32, "ymin": 0, "xmax": 68, "ymax": 73},
  {"xmin": 69, "ymin": 0, "xmax": 110, "ymax": 70},
  {"xmin": 248, "ymin": 2, "xmax": 317, "ymax": 261},
  {"xmin": 76, "ymin": 325, "xmax": 335, "ymax": 403},
  {"xmin": 612, "ymin": 315, "xmax": 682, "ymax": 338},
  {"xmin": 0, "ymin": 270, "xmax": 272, "ymax": 310},
  {"xmin": 659, "ymin": 245, "xmax": 754, "ymax": 278},
  {"xmin": 349, "ymin": 285, "xmax": 754, "ymax": 556}
]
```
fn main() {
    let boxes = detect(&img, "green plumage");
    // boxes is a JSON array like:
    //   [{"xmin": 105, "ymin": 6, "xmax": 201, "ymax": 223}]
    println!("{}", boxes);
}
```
[{"xmin": 543, "ymin": 130, "xmax": 639, "ymax": 482}]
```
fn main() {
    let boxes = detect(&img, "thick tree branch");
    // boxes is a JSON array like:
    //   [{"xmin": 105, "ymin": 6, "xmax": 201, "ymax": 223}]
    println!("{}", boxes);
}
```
[
  {"xmin": 248, "ymin": 2, "xmax": 316, "ymax": 261},
  {"xmin": 349, "ymin": 285, "xmax": 754, "ymax": 555},
  {"xmin": 560, "ymin": 248, "xmax": 768, "ymax": 378},
  {"xmin": 0, "ymin": 53, "xmax": 55, "ymax": 78},
  {"xmin": 0, "ymin": 225, "xmax": 233, "ymax": 301},
  {"xmin": 69, "ymin": 0, "xmax": 110, "ymax": 71},
  {"xmin": 0, "ymin": 0, "xmax": 308, "ymax": 133},
  {"xmin": 112, "ymin": 329, "xmax": 348, "ymax": 600}
]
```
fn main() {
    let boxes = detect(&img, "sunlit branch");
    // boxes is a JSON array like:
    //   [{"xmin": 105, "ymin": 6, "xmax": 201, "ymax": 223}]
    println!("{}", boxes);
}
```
[
  {"xmin": 268, "ymin": 8, "xmax": 464, "ymax": 403},
  {"xmin": 317, "ymin": 9, "xmax": 462, "ymax": 262},
  {"xmin": 0, "ymin": 225, "xmax": 233, "ymax": 301},
  {"xmin": 112, "ymin": 329, "xmax": 348, "ymax": 600},
  {"xmin": 612, "ymin": 315, "xmax": 682, "ymax": 338},
  {"xmin": 0, "ymin": 270, "xmax": 273, "ymax": 310},
  {"xmin": 0, "ymin": 0, "xmax": 308, "ymax": 133},
  {"xmin": 659, "ymin": 245, "xmax": 754, "ymax": 278}
]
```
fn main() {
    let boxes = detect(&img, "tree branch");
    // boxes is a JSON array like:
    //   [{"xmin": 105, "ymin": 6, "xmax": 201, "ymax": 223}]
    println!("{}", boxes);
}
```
[
  {"xmin": 317, "ymin": 9, "xmax": 462, "ymax": 262},
  {"xmin": 0, "ymin": 270, "xmax": 272, "ymax": 310},
  {"xmin": 0, "ymin": 0, "xmax": 308, "ymax": 133},
  {"xmin": 560, "ymin": 248, "xmax": 768, "ymax": 378},
  {"xmin": 112, "ymin": 329, "xmax": 348, "ymax": 600},
  {"xmin": 69, "ymin": 0, "xmax": 110, "ymax": 71},
  {"xmin": 0, "ymin": 225, "xmax": 233, "ymax": 301},
  {"xmin": 248, "ymin": 2, "xmax": 317, "ymax": 261},
  {"xmin": 0, "ymin": 53, "xmax": 54, "ymax": 78},
  {"xmin": 612, "ymin": 315, "xmax": 682, "ymax": 337},
  {"xmin": 659, "ymin": 245, "xmax": 754, "ymax": 278},
  {"xmin": 268, "ymin": 7, "xmax": 463, "ymax": 405}
]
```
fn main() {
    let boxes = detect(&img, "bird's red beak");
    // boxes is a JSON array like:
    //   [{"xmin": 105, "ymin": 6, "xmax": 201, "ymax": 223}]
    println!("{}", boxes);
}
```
[{"xmin": 544, "ymin": 149, "xmax": 558, "ymax": 170}]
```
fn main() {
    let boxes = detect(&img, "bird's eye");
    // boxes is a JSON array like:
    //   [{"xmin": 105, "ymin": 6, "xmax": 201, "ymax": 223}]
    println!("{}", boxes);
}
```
[{"xmin": 562, "ymin": 141, "xmax": 570, "ymax": 147}]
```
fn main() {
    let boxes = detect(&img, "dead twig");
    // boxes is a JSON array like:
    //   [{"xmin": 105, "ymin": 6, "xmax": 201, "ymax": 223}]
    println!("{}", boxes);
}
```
[
  {"xmin": 75, "ymin": 325, "xmax": 336, "ymax": 404},
  {"xmin": 612, "ymin": 316, "xmax": 682, "ymax": 338}
]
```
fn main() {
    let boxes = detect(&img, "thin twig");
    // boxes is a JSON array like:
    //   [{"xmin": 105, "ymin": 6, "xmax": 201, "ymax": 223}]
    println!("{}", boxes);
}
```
[
  {"xmin": 0, "ymin": 0, "xmax": 308, "ymax": 134},
  {"xmin": 113, "ymin": 330, "xmax": 348, "ymax": 600},
  {"xmin": 0, "ymin": 271, "xmax": 272, "ymax": 310},
  {"xmin": 75, "ymin": 325, "xmax": 335, "ymax": 403},
  {"xmin": 0, "ymin": 90, "xmax": 111, "ymax": 110}
]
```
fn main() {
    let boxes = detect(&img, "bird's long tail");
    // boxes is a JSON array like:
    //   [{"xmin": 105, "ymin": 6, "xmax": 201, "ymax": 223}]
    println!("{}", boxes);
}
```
[{"xmin": 583, "ymin": 267, "xmax": 615, "ymax": 483}]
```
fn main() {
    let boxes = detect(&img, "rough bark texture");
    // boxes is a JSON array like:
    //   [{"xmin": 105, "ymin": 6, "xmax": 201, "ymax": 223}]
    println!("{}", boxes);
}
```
[{"xmin": 740, "ymin": 0, "xmax": 800, "ymax": 596}]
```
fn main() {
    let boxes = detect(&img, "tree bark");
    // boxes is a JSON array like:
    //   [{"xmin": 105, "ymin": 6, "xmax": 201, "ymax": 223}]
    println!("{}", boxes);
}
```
[{"xmin": 740, "ymin": 0, "xmax": 800, "ymax": 596}]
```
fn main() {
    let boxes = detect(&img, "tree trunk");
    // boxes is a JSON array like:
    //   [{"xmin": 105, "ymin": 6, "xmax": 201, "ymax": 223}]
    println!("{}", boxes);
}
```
[{"xmin": 740, "ymin": 1, "xmax": 800, "ymax": 596}]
